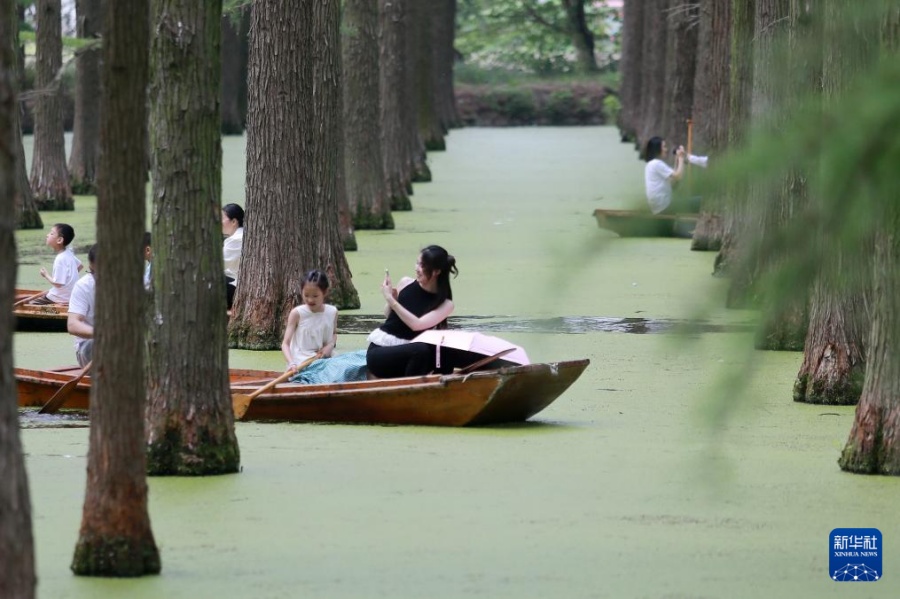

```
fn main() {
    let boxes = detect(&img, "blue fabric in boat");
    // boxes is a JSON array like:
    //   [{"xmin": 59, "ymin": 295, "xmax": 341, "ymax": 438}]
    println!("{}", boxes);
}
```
[{"xmin": 289, "ymin": 350, "xmax": 368, "ymax": 385}]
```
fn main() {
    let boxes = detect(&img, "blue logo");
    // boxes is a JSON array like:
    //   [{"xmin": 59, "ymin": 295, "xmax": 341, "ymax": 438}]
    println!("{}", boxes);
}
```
[{"xmin": 830, "ymin": 528, "xmax": 882, "ymax": 581}]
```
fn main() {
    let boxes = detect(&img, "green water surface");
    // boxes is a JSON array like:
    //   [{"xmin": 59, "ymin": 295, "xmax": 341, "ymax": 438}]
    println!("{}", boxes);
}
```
[{"xmin": 16, "ymin": 127, "xmax": 899, "ymax": 598}]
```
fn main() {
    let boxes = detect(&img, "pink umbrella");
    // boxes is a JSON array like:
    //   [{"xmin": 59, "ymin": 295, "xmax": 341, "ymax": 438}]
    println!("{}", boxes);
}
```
[{"xmin": 412, "ymin": 330, "xmax": 530, "ymax": 366}]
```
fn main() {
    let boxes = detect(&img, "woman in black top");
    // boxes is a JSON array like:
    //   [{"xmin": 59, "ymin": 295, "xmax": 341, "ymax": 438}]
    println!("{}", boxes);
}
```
[{"xmin": 366, "ymin": 245, "xmax": 473, "ymax": 378}]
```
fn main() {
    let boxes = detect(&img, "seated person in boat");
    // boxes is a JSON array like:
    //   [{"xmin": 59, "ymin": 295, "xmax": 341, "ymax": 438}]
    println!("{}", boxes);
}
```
[
  {"xmin": 281, "ymin": 269, "xmax": 366, "ymax": 384},
  {"xmin": 67, "ymin": 244, "xmax": 96, "ymax": 367},
  {"xmin": 143, "ymin": 231, "xmax": 153, "ymax": 291},
  {"xmin": 643, "ymin": 136, "xmax": 707, "ymax": 215},
  {"xmin": 366, "ymin": 245, "xmax": 480, "ymax": 378},
  {"xmin": 31, "ymin": 223, "xmax": 83, "ymax": 305}
]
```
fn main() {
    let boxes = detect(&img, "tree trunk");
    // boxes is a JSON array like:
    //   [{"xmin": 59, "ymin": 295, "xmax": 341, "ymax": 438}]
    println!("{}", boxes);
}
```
[
  {"xmin": 690, "ymin": 0, "xmax": 731, "ymax": 252},
  {"xmin": 562, "ymin": 0, "xmax": 598, "ymax": 73},
  {"xmin": 231, "ymin": 0, "xmax": 359, "ymax": 349},
  {"xmin": 145, "ymin": 0, "xmax": 240, "ymax": 475},
  {"xmin": 68, "ymin": 0, "xmax": 103, "ymax": 194},
  {"xmin": 794, "ymin": 1, "xmax": 873, "ymax": 405},
  {"xmin": 713, "ymin": 0, "xmax": 754, "ymax": 276},
  {"xmin": 70, "ymin": 0, "xmax": 160, "ymax": 576},
  {"xmin": 432, "ymin": 0, "xmax": 460, "ymax": 131},
  {"xmin": 30, "ymin": 0, "xmax": 73, "ymax": 210},
  {"xmin": 414, "ymin": 0, "xmax": 444, "ymax": 151},
  {"xmin": 379, "ymin": 0, "xmax": 413, "ymax": 210},
  {"xmin": 617, "ymin": 0, "xmax": 644, "ymax": 142},
  {"xmin": 839, "ymin": 216, "xmax": 900, "ymax": 474},
  {"xmin": 636, "ymin": 0, "xmax": 668, "ymax": 153},
  {"xmin": 0, "ymin": 0, "xmax": 37, "ymax": 593},
  {"xmin": 661, "ymin": 2, "xmax": 698, "ymax": 153},
  {"xmin": 405, "ymin": 0, "xmax": 431, "ymax": 182},
  {"xmin": 12, "ymin": 17, "xmax": 41, "ymax": 230},
  {"xmin": 220, "ymin": 7, "xmax": 249, "ymax": 135},
  {"xmin": 343, "ymin": 0, "xmax": 393, "ymax": 230}
]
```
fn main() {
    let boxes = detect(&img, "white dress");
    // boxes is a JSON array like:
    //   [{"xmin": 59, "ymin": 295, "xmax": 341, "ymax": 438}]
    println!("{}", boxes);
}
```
[
  {"xmin": 223, "ymin": 227, "xmax": 243, "ymax": 284},
  {"xmin": 288, "ymin": 304, "xmax": 338, "ymax": 361}
]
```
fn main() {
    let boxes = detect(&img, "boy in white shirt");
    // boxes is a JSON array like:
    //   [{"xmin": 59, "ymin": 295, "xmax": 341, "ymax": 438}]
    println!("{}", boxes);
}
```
[{"xmin": 31, "ymin": 223, "xmax": 82, "ymax": 304}]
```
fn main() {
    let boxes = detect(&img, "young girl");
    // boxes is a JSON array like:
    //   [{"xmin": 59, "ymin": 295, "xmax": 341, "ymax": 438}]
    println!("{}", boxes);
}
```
[{"xmin": 281, "ymin": 270, "xmax": 338, "ymax": 369}]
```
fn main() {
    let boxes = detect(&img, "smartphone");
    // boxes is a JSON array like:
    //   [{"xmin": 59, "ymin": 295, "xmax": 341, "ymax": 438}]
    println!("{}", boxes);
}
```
[{"xmin": 384, "ymin": 268, "xmax": 390, "ymax": 279}]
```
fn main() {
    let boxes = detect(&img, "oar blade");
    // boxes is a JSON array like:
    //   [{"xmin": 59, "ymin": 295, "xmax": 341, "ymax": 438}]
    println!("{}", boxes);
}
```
[
  {"xmin": 38, "ymin": 378, "xmax": 80, "ymax": 414},
  {"xmin": 232, "ymin": 393, "xmax": 252, "ymax": 420}
]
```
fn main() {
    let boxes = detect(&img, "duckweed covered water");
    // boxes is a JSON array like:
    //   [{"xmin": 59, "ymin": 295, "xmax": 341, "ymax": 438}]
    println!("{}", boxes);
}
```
[{"xmin": 17, "ymin": 127, "xmax": 899, "ymax": 598}]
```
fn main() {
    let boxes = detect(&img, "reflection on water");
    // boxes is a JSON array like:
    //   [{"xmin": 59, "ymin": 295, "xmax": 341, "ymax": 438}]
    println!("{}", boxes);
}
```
[
  {"xmin": 19, "ymin": 408, "xmax": 89, "ymax": 429},
  {"xmin": 338, "ymin": 314, "xmax": 755, "ymax": 335}
]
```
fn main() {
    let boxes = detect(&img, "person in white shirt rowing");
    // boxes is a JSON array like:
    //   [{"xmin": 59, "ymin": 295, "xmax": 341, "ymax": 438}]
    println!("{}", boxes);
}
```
[{"xmin": 643, "ymin": 136, "xmax": 708, "ymax": 215}]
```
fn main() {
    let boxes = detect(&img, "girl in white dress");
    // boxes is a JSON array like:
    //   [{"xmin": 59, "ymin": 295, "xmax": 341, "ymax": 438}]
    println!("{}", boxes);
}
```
[{"xmin": 281, "ymin": 270, "xmax": 338, "ymax": 369}]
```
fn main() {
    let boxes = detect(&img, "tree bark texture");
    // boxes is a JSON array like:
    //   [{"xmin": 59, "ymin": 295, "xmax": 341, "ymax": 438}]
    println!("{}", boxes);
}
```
[
  {"xmin": 405, "ymin": 0, "xmax": 432, "ymax": 180},
  {"xmin": 617, "ymin": 0, "xmax": 644, "ymax": 142},
  {"xmin": 70, "ymin": 0, "xmax": 160, "ymax": 576},
  {"xmin": 432, "ymin": 0, "xmax": 460, "ymax": 131},
  {"xmin": 220, "ymin": 7, "xmax": 250, "ymax": 135},
  {"xmin": 30, "ymin": 0, "xmax": 73, "ymax": 210},
  {"xmin": 68, "ymin": 0, "xmax": 104, "ymax": 194},
  {"xmin": 713, "ymin": 0, "xmax": 754, "ymax": 276},
  {"xmin": 637, "ymin": 0, "xmax": 669, "ymax": 154},
  {"xmin": 562, "ymin": 0, "xmax": 598, "ymax": 73},
  {"xmin": 379, "ymin": 0, "xmax": 413, "ymax": 210},
  {"xmin": 343, "ymin": 0, "xmax": 393, "ymax": 230},
  {"xmin": 690, "ymin": 0, "xmax": 731, "ymax": 252},
  {"xmin": 840, "ymin": 219, "xmax": 900, "ymax": 474},
  {"xmin": 661, "ymin": 2, "xmax": 698, "ymax": 154},
  {"xmin": 414, "ymin": 0, "xmax": 444, "ymax": 151},
  {"xmin": 0, "ymin": 1, "xmax": 37, "ymax": 593},
  {"xmin": 146, "ymin": 0, "xmax": 240, "ymax": 475},
  {"xmin": 232, "ymin": 0, "xmax": 358, "ymax": 349},
  {"xmin": 10, "ymin": 6, "xmax": 41, "ymax": 230},
  {"xmin": 794, "ymin": 1, "xmax": 874, "ymax": 405}
]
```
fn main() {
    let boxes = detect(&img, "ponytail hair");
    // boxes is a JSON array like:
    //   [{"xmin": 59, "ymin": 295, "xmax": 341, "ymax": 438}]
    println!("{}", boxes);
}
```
[{"xmin": 223, "ymin": 203, "xmax": 245, "ymax": 227}]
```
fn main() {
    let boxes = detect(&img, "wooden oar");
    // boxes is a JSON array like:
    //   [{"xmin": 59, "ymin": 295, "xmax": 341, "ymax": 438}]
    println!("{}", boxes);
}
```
[
  {"xmin": 13, "ymin": 291, "xmax": 46, "ymax": 308},
  {"xmin": 232, "ymin": 352, "xmax": 321, "ymax": 420},
  {"xmin": 457, "ymin": 348, "xmax": 516, "ymax": 375},
  {"xmin": 38, "ymin": 361, "xmax": 92, "ymax": 414}
]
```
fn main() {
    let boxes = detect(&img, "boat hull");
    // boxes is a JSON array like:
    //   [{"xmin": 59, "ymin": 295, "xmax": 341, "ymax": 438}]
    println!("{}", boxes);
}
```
[
  {"xmin": 17, "ymin": 360, "xmax": 590, "ymax": 427},
  {"xmin": 593, "ymin": 209, "xmax": 697, "ymax": 238},
  {"xmin": 14, "ymin": 289, "xmax": 69, "ymax": 332}
]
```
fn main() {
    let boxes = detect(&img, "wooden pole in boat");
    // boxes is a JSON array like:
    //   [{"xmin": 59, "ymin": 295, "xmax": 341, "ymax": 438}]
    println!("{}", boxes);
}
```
[
  {"xmin": 232, "ymin": 352, "xmax": 321, "ymax": 420},
  {"xmin": 38, "ymin": 361, "xmax": 92, "ymax": 414},
  {"xmin": 685, "ymin": 118, "xmax": 693, "ymax": 180},
  {"xmin": 13, "ymin": 290, "xmax": 47, "ymax": 307}
]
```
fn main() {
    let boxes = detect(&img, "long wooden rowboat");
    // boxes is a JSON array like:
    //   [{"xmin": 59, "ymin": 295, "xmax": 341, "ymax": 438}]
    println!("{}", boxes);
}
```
[
  {"xmin": 17, "ymin": 359, "xmax": 590, "ymax": 426},
  {"xmin": 14, "ymin": 289, "xmax": 68, "ymax": 332},
  {"xmin": 593, "ymin": 209, "xmax": 698, "ymax": 238}
]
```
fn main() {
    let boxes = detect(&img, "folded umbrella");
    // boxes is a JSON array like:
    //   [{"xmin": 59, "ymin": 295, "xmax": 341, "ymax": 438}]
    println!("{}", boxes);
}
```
[{"xmin": 412, "ymin": 330, "xmax": 530, "ymax": 366}]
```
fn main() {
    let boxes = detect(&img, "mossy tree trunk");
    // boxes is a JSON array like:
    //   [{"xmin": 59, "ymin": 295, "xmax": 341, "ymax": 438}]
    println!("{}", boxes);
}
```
[
  {"xmin": 220, "ymin": 6, "xmax": 249, "ymax": 135},
  {"xmin": 713, "ymin": 0, "xmax": 754, "ymax": 276},
  {"xmin": 71, "ymin": 0, "xmax": 160, "ymax": 576},
  {"xmin": 343, "ymin": 0, "xmax": 393, "ymax": 230},
  {"xmin": 794, "ymin": 1, "xmax": 873, "ymax": 405},
  {"xmin": 690, "ymin": 0, "xmax": 731, "ymax": 252},
  {"xmin": 145, "ymin": 0, "xmax": 240, "ymax": 475},
  {"xmin": 414, "ymin": 0, "xmax": 444, "ymax": 152},
  {"xmin": 379, "ymin": 0, "xmax": 413, "ymax": 210},
  {"xmin": 8, "ymin": 0, "xmax": 41, "ymax": 230},
  {"xmin": 0, "ymin": 0, "xmax": 37, "ymax": 593},
  {"xmin": 231, "ymin": 0, "xmax": 358, "ymax": 349},
  {"xmin": 30, "ymin": 0, "xmax": 73, "ymax": 210},
  {"xmin": 68, "ymin": 0, "xmax": 103, "ymax": 195},
  {"xmin": 616, "ymin": 0, "xmax": 644, "ymax": 142},
  {"xmin": 433, "ymin": 0, "xmax": 460, "ymax": 131}
]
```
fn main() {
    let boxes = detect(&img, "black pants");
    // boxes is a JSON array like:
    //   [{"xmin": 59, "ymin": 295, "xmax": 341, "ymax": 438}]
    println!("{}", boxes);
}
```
[
  {"xmin": 225, "ymin": 276, "xmax": 236, "ymax": 309},
  {"xmin": 366, "ymin": 342, "xmax": 484, "ymax": 378}
]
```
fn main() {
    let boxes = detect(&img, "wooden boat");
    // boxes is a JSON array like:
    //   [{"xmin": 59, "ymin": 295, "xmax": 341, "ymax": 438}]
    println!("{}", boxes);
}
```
[
  {"xmin": 593, "ymin": 209, "xmax": 698, "ymax": 238},
  {"xmin": 14, "ymin": 289, "xmax": 68, "ymax": 332},
  {"xmin": 16, "ymin": 359, "xmax": 590, "ymax": 426}
]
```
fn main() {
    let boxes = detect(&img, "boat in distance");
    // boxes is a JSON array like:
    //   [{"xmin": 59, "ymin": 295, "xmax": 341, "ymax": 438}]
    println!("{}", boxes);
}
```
[
  {"xmin": 16, "ymin": 359, "xmax": 590, "ymax": 426},
  {"xmin": 593, "ymin": 208, "xmax": 697, "ymax": 238}
]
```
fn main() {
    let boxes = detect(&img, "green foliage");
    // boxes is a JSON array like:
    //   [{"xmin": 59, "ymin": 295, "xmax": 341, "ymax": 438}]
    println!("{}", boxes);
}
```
[
  {"xmin": 603, "ymin": 94, "xmax": 621, "ymax": 123},
  {"xmin": 456, "ymin": 0, "xmax": 621, "ymax": 76},
  {"xmin": 456, "ymin": 81, "xmax": 611, "ymax": 126}
]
